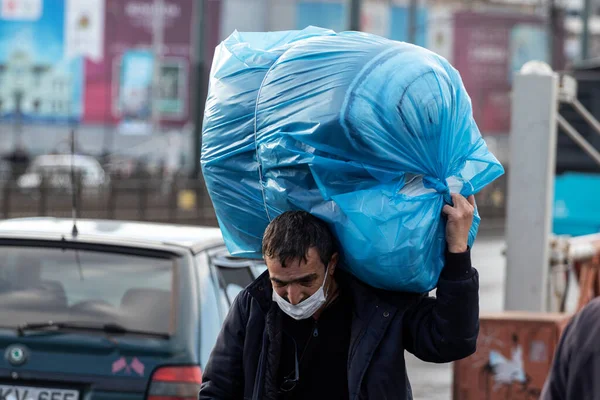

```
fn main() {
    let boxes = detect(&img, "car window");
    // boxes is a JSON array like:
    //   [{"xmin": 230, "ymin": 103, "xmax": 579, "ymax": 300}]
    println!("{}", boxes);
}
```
[
  {"xmin": 209, "ymin": 254, "xmax": 258, "ymax": 307},
  {"xmin": 215, "ymin": 266, "xmax": 254, "ymax": 305},
  {"xmin": 0, "ymin": 245, "xmax": 177, "ymax": 336}
]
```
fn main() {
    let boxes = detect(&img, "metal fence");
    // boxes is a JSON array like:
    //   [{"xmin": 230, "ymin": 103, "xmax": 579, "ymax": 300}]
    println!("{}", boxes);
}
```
[
  {"xmin": 0, "ymin": 173, "xmax": 507, "ymax": 226},
  {"xmin": 0, "ymin": 176, "xmax": 218, "ymax": 227}
]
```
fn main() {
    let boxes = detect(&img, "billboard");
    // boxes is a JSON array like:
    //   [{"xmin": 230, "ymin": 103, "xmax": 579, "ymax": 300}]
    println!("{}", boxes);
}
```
[
  {"xmin": 453, "ymin": 11, "xmax": 554, "ymax": 134},
  {"xmin": 1, "ymin": 0, "xmax": 43, "ymax": 20},
  {"xmin": 84, "ymin": 0, "xmax": 195, "ymax": 130},
  {"xmin": 0, "ymin": 0, "xmax": 84, "ymax": 123},
  {"xmin": 0, "ymin": 0, "xmax": 197, "ymax": 129}
]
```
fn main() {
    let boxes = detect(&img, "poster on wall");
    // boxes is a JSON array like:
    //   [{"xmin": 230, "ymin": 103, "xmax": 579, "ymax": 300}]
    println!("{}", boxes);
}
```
[
  {"xmin": 453, "ymin": 11, "xmax": 554, "ymax": 135},
  {"xmin": 0, "ymin": 0, "xmax": 197, "ymax": 129},
  {"xmin": 509, "ymin": 23, "xmax": 548, "ymax": 83},
  {"xmin": 65, "ymin": 0, "xmax": 105, "ymax": 62},
  {"xmin": 112, "ymin": 49, "xmax": 188, "ymax": 134},
  {"xmin": 0, "ymin": 0, "xmax": 84, "ymax": 123},
  {"xmin": 82, "ymin": 0, "xmax": 194, "ymax": 129},
  {"xmin": 1, "ymin": 0, "xmax": 42, "ymax": 20},
  {"xmin": 159, "ymin": 59, "xmax": 187, "ymax": 117},
  {"xmin": 115, "ymin": 49, "xmax": 154, "ymax": 134}
]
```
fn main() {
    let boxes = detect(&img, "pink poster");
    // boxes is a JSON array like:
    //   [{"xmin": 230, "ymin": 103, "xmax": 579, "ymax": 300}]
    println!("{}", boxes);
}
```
[
  {"xmin": 453, "ymin": 11, "xmax": 561, "ymax": 135},
  {"xmin": 83, "ymin": 0, "xmax": 196, "ymax": 128}
]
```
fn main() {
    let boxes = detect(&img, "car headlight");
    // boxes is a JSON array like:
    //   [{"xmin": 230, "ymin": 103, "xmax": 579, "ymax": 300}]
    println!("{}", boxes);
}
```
[{"xmin": 18, "ymin": 174, "xmax": 41, "ymax": 188}]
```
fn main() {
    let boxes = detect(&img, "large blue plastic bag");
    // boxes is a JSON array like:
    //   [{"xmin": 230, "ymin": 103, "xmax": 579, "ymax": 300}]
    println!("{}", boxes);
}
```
[
  {"xmin": 202, "ymin": 28, "xmax": 504, "ymax": 292},
  {"xmin": 202, "ymin": 27, "xmax": 336, "ymax": 255}
]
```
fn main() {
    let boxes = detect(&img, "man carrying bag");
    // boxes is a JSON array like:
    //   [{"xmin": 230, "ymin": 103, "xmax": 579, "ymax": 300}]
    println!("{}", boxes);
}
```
[{"xmin": 199, "ymin": 192, "xmax": 479, "ymax": 400}]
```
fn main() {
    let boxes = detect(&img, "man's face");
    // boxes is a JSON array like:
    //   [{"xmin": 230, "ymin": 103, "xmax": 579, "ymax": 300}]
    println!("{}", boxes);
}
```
[{"xmin": 266, "ymin": 247, "xmax": 338, "ymax": 306}]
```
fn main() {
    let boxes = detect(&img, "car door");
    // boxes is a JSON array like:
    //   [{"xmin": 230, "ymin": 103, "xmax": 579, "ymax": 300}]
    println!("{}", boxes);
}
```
[{"xmin": 193, "ymin": 248, "xmax": 266, "ymax": 368}]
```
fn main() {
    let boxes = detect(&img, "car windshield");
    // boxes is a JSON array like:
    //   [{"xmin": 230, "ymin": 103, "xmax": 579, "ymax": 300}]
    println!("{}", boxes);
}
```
[{"xmin": 0, "ymin": 245, "xmax": 176, "ymax": 336}]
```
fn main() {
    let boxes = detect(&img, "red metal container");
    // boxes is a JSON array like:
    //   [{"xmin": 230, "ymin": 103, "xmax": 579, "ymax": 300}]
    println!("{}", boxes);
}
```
[{"xmin": 453, "ymin": 312, "xmax": 571, "ymax": 400}]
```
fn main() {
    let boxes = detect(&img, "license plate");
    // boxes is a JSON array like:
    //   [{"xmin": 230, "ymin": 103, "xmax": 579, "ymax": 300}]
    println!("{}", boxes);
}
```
[{"xmin": 0, "ymin": 385, "xmax": 79, "ymax": 400}]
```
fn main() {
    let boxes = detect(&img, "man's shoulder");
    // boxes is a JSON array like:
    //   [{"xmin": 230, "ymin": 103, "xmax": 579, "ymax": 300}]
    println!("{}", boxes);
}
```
[
  {"xmin": 247, "ymin": 269, "xmax": 270, "ymax": 291},
  {"xmin": 579, "ymin": 297, "xmax": 600, "ymax": 317},
  {"xmin": 236, "ymin": 269, "xmax": 272, "ymax": 313},
  {"xmin": 572, "ymin": 297, "xmax": 600, "ymax": 334},
  {"xmin": 562, "ymin": 297, "xmax": 600, "ymax": 354}
]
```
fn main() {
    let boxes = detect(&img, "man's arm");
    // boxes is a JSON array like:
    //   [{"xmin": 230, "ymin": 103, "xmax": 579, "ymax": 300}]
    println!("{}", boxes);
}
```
[
  {"xmin": 199, "ymin": 291, "xmax": 249, "ymax": 400},
  {"xmin": 403, "ymin": 193, "xmax": 479, "ymax": 363},
  {"xmin": 403, "ymin": 248, "xmax": 479, "ymax": 363}
]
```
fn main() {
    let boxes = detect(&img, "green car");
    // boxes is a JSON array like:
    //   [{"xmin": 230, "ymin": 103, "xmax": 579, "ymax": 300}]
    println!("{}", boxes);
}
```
[{"xmin": 0, "ymin": 218, "xmax": 265, "ymax": 400}]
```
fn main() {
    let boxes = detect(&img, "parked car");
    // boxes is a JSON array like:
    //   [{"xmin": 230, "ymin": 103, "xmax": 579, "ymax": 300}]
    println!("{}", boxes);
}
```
[
  {"xmin": 0, "ymin": 217, "xmax": 265, "ymax": 400},
  {"xmin": 17, "ymin": 155, "xmax": 109, "ymax": 193}
]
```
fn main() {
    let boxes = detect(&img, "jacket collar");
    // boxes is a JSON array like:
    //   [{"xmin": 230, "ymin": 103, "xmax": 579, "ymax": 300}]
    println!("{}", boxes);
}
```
[
  {"xmin": 246, "ymin": 269, "xmax": 273, "ymax": 314},
  {"xmin": 246, "ymin": 267, "xmax": 423, "ymax": 400}
]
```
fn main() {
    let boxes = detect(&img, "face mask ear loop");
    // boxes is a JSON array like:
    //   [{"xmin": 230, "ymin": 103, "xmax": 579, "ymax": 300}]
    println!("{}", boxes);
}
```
[{"xmin": 322, "ymin": 264, "xmax": 331, "ymax": 298}]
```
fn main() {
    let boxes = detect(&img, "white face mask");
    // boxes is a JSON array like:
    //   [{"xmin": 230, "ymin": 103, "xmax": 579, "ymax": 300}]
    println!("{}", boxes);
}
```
[{"xmin": 272, "ymin": 266, "xmax": 331, "ymax": 320}]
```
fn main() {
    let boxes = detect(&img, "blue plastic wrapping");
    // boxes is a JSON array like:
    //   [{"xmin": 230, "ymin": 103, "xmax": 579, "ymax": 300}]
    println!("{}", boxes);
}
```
[{"xmin": 202, "ymin": 28, "xmax": 504, "ymax": 292}]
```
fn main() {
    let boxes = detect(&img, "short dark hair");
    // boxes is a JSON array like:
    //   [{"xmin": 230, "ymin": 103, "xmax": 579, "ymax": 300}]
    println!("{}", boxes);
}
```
[{"xmin": 262, "ymin": 211, "xmax": 337, "ymax": 268}]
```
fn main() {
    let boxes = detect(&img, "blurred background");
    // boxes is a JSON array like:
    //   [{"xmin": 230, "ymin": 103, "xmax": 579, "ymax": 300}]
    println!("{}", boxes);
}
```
[{"xmin": 0, "ymin": 0, "xmax": 596, "ymax": 226}]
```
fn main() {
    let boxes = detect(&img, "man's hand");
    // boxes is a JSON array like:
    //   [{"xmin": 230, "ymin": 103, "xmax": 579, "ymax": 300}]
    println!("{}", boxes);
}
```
[{"xmin": 442, "ymin": 193, "xmax": 475, "ymax": 253}]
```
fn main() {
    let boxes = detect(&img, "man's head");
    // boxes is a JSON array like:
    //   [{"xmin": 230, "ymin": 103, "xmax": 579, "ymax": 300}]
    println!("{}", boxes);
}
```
[{"xmin": 262, "ymin": 211, "xmax": 339, "ymax": 306}]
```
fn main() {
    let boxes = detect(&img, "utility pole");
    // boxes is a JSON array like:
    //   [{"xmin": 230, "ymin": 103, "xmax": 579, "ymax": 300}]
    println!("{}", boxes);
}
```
[
  {"xmin": 582, "ymin": 0, "xmax": 592, "ymax": 60},
  {"xmin": 349, "ymin": 0, "xmax": 361, "ymax": 31},
  {"xmin": 13, "ymin": 91, "xmax": 23, "ymax": 151},
  {"xmin": 548, "ymin": 0, "xmax": 557, "ymax": 68},
  {"xmin": 408, "ymin": 0, "xmax": 418, "ymax": 44},
  {"xmin": 192, "ymin": 0, "xmax": 206, "ymax": 179},
  {"xmin": 152, "ymin": 0, "xmax": 165, "ymax": 136}
]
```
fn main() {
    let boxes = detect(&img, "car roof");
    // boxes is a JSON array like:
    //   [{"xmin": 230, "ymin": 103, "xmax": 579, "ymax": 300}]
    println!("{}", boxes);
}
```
[
  {"xmin": 31, "ymin": 155, "xmax": 103, "ymax": 169},
  {"xmin": 0, "ymin": 217, "xmax": 225, "ymax": 253}
]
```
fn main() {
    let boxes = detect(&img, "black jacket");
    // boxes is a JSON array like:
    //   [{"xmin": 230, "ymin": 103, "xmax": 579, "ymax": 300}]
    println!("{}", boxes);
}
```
[
  {"xmin": 541, "ymin": 297, "xmax": 600, "ymax": 400},
  {"xmin": 199, "ymin": 250, "xmax": 479, "ymax": 400}
]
